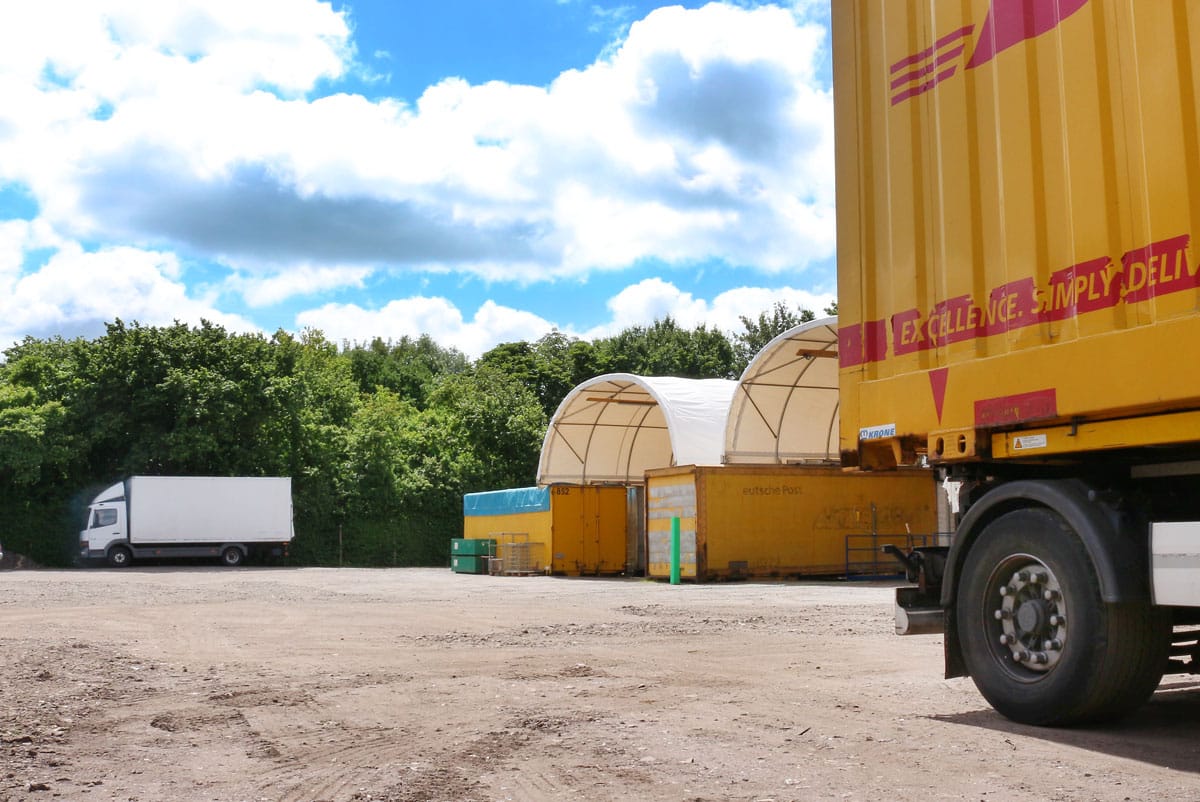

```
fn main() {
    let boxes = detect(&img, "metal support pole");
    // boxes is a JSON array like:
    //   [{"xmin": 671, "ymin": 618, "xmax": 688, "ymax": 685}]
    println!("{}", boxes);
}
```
[{"xmin": 670, "ymin": 516, "xmax": 681, "ymax": 585}]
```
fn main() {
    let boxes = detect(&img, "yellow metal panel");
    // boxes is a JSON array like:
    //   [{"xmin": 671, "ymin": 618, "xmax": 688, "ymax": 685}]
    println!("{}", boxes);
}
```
[
  {"xmin": 835, "ymin": 0, "xmax": 1200, "ymax": 462},
  {"xmin": 548, "ymin": 486, "xmax": 628, "ymax": 575},
  {"xmin": 646, "ymin": 466, "xmax": 937, "ymax": 579},
  {"xmin": 462, "ymin": 487, "xmax": 628, "ymax": 574},
  {"xmin": 463, "ymin": 510, "xmax": 552, "ymax": 542},
  {"xmin": 548, "ymin": 485, "xmax": 585, "ymax": 573},
  {"xmin": 698, "ymin": 466, "xmax": 937, "ymax": 578},
  {"xmin": 590, "ymin": 486, "xmax": 629, "ymax": 574},
  {"xmin": 992, "ymin": 408, "xmax": 1200, "ymax": 460}
]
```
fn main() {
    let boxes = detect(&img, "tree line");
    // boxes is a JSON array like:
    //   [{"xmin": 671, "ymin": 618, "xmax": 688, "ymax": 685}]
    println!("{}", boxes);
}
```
[{"xmin": 0, "ymin": 301, "xmax": 833, "ymax": 567}]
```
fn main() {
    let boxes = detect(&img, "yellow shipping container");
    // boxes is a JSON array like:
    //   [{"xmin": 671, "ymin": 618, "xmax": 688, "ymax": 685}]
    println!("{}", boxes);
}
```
[
  {"xmin": 462, "ymin": 486, "xmax": 628, "ymax": 575},
  {"xmin": 644, "ymin": 465, "xmax": 937, "ymax": 580},
  {"xmin": 834, "ymin": 1, "xmax": 1200, "ymax": 468}
]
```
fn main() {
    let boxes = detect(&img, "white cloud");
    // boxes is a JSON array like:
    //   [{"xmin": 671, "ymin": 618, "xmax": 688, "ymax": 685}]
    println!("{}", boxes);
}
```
[
  {"xmin": 291, "ymin": 277, "xmax": 835, "ymax": 360},
  {"xmin": 228, "ymin": 263, "xmax": 374, "ymax": 307},
  {"xmin": 0, "ymin": 0, "xmax": 349, "ymax": 95},
  {"xmin": 0, "ymin": 1, "xmax": 833, "ymax": 288},
  {"xmin": 582, "ymin": 277, "xmax": 836, "ymax": 340},
  {"xmin": 597, "ymin": 277, "xmax": 711, "ymax": 332},
  {"xmin": 0, "ymin": 219, "xmax": 65, "ymax": 284},
  {"xmin": 295, "ymin": 297, "xmax": 558, "ymax": 358},
  {"xmin": 0, "ymin": 243, "xmax": 257, "ymax": 350},
  {"xmin": 704, "ymin": 284, "xmax": 837, "ymax": 330},
  {"xmin": 0, "ymin": 1, "xmax": 839, "ymax": 348}
]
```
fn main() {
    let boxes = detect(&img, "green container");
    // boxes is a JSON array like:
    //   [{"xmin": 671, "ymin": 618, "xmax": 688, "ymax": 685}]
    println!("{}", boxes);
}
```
[
  {"xmin": 451, "ymin": 538, "xmax": 495, "ymax": 556},
  {"xmin": 451, "ymin": 555, "xmax": 490, "ymax": 574}
]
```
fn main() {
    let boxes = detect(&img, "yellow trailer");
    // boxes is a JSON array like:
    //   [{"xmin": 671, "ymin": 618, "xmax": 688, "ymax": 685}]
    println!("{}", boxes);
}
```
[
  {"xmin": 836, "ymin": 0, "xmax": 1200, "ymax": 468},
  {"xmin": 462, "ymin": 486, "xmax": 628, "ymax": 575},
  {"xmin": 644, "ymin": 465, "xmax": 937, "ymax": 580},
  {"xmin": 834, "ymin": 0, "xmax": 1200, "ymax": 725}
]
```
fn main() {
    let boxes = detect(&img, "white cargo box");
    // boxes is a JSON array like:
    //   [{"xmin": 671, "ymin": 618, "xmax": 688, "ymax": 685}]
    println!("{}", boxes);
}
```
[{"xmin": 127, "ymin": 476, "xmax": 293, "ymax": 545}]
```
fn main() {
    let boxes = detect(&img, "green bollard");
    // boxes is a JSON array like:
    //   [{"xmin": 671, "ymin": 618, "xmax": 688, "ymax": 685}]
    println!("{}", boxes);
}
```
[{"xmin": 670, "ymin": 516, "xmax": 681, "ymax": 585}]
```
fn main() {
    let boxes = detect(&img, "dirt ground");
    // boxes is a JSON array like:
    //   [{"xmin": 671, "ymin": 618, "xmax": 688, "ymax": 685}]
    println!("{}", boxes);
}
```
[{"xmin": 3, "ymin": 568, "xmax": 1200, "ymax": 802}]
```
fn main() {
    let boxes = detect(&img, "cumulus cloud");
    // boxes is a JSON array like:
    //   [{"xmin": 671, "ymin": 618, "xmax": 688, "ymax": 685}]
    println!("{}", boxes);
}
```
[
  {"xmin": 292, "ymin": 277, "xmax": 835, "ymax": 359},
  {"xmin": 227, "ymin": 263, "xmax": 374, "ymax": 307},
  {"xmin": 0, "ymin": 239, "xmax": 256, "ymax": 349},
  {"xmin": 583, "ymin": 277, "xmax": 836, "ymax": 339},
  {"xmin": 1, "ymin": 1, "xmax": 833, "ymax": 288},
  {"xmin": 295, "ymin": 297, "xmax": 558, "ymax": 357},
  {"xmin": 0, "ymin": 1, "xmax": 838, "ymax": 352}
]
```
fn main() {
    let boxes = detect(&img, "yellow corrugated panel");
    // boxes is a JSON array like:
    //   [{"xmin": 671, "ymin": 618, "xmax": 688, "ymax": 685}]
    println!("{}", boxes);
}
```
[
  {"xmin": 645, "ymin": 466, "xmax": 937, "ymax": 580},
  {"xmin": 466, "ymin": 486, "xmax": 627, "ymax": 575},
  {"xmin": 548, "ymin": 486, "xmax": 628, "ymax": 575},
  {"xmin": 835, "ymin": 0, "xmax": 1200, "ymax": 465},
  {"xmin": 463, "ymin": 510, "xmax": 552, "ymax": 542}
]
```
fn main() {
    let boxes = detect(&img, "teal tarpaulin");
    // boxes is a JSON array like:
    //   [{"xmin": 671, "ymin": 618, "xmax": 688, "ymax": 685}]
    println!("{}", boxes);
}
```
[{"xmin": 463, "ymin": 486, "xmax": 551, "ymax": 517}]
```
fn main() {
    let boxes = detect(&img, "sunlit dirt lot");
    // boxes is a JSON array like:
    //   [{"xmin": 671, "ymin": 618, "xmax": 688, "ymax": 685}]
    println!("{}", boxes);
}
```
[{"xmin": 3, "ymin": 567, "xmax": 1200, "ymax": 801}]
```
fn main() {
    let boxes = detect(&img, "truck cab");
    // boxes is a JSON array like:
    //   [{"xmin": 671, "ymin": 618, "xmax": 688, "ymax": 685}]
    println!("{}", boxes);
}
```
[{"xmin": 80, "ymin": 481, "xmax": 131, "ymax": 566}]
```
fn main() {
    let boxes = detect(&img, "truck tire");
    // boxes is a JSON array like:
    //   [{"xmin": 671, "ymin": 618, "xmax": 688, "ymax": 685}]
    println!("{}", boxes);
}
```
[
  {"xmin": 220, "ymin": 546, "xmax": 244, "ymax": 567},
  {"xmin": 956, "ymin": 508, "xmax": 1169, "ymax": 725},
  {"xmin": 107, "ymin": 545, "xmax": 132, "ymax": 568}
]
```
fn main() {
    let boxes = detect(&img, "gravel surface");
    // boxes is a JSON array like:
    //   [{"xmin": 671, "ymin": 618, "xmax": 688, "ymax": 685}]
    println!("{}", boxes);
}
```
[{"xmin": 3, "ymin": 567, "xmax": 1200, "ymax": 801}]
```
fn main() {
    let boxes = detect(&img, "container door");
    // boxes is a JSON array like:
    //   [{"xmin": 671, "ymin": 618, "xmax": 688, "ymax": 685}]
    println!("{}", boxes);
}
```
[
  {"xmin": 580, "ymin": 488, "xmax": 599, "ymax": 572},
  {"xmin": 581, "ymin": 487, "xmax": 627, "ymax": 575},
  {"xmin": 626, "ymin": 486, "xmax": 645, "ymax": 575},
  {"xmin": 550, "ymin": 486, "xmax": 585, "ymax": 574}
]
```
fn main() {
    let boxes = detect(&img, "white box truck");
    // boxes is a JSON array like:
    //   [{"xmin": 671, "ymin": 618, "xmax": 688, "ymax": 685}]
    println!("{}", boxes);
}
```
[{"xmin": 79, "ymin": 476, "xmax": 293, "ymax": 567}]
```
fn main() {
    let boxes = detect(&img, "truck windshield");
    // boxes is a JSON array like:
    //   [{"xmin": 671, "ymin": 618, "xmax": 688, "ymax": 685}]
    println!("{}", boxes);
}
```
[{"xmin": 90, "ymin": 508, "xmax": 118, "ymax": 528}]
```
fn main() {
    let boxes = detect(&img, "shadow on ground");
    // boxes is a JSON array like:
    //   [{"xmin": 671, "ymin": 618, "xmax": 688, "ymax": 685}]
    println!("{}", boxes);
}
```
[{"xmin": 933, "ymin": 679, "xmax": 1200, "ymax": 773}]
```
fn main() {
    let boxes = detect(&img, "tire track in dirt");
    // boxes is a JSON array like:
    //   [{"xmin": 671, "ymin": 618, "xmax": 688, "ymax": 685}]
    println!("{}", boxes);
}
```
[{"xmin": 261, "ymin": 730, "xmax": 406, "ymax": 802}]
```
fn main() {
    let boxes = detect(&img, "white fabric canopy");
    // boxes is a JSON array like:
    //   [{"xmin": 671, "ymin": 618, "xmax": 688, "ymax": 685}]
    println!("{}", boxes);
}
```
[
  {"xmin": 537, "ymin": 373, "xmax": 738, "ymax": 486},
  {"xmin": 724, "ymin": 317, "xmax": 840, "ymax": 464}
]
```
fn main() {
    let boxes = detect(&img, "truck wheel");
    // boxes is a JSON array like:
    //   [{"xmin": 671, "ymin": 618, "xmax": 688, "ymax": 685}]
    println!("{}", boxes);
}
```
[
  {"xmin": 220, "ymin": 547, "xmax": 244, "ymax": 567},
  {"xmin": 107, "ymin": 546, "xmax": 132, "ymax": 568},
  {"xmin": 957, "ymin": 508, "xmax": 1168, "ymax": 725}
]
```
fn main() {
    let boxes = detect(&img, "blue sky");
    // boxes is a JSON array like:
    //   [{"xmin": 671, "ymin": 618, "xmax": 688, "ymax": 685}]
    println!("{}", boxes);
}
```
[{"xmin": 0, "ymin": 0, "xmax": 836, "ymax": 358}]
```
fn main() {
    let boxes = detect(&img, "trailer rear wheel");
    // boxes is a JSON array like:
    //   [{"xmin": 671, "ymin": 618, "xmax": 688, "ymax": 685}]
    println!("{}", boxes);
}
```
[
  {"xmin": 957, "ymin": 508, "xmax": 1168, "ymax": 725},
  {"xmin": 220, "ymin": 547, "xmax": 244, "ymax": 567},
  {"xmin": 107, "ymin": 546, "xmax": 132, "ymax": 568}
]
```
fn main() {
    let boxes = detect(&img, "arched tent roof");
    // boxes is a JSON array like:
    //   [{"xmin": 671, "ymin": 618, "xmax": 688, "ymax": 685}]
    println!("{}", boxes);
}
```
[
  {"xmin": 537, "ymin": 374, "xmax": 739, "ymax": 486},
  {"xmin": 724, "ymin": 317, "xmax": 840, "ymax": 465}
]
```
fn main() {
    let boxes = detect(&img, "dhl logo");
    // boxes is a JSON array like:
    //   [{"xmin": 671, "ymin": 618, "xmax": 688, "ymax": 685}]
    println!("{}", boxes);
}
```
[{"xmin": 890, "ymin": 0, "xmax": 1089, "ymax": 106}]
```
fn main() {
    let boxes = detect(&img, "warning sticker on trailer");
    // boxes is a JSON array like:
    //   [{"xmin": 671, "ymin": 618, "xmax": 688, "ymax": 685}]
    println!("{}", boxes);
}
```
[{"xmin": 1011, "ymin": 434, "xmax": 1048, "ymax": 451}]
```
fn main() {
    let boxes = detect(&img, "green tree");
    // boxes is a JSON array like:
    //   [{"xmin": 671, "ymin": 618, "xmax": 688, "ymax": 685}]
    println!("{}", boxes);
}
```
[
  {"xmin": 0, "ymin": 335, "xmax": 87, "ymax": 486},
  {"xmin": 342, "ymin": 388, "xmax": 418, "ymax": 519},
  {"xmin": 477, "ymin": 331, "xmax": 603, "ymax": 416},
  {"xmin": 0, "ymin": 321, "xmax": 367, "ymax": 566},
  {"xmin": 344, "ymin": 367, "xmax": 548, "ymax": 565},
  {"xmin": 532, "ymin": 331, "xmax": 603, "ymax": 414},
  {"xmin": 334, "ymin": 388, "xmax": 422, "ymax": 565},
  {"xmin": 0, "ymin": 335, "xmax": 99, "ymax": 564},
  {"xmin": 0, "ymin": 309, "xmax": 773, "ymax": 569},
  {"xmin": 262, "ymin": 329, "xmax": 358, "ymax": 563},
  {"xmin": 345, "ymin": 335, "xmax": 468, "ymax": 407},
  {"xmin": 426, "ymin": 365, "xmax": 548, "ymax": 490},
  {"xmin": 732, "ymin": 302, "xmax": 817, "ymax": 373},
  {"xmin": 0, "ymin": 387, "xmax": 70, "ymax": 486},
  {"xmin": 594, "ymin": 317, "xmax": 737, "ymax": 378},
  {"xmin": 45, "ymin": 319, "xmax": 290, "ymax": 478}
]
